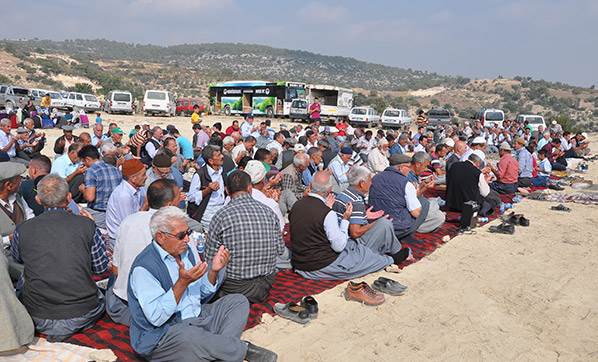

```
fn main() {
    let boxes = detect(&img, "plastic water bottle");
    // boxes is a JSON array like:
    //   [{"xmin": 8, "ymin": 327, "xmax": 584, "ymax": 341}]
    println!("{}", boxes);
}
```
[
  {"xmin": 191, "ymin": 231, "xmax": 205, "ymax": 262},
  {"xmin": 478, "ymin": 217, "xmax": 489, "ymax": 223}
]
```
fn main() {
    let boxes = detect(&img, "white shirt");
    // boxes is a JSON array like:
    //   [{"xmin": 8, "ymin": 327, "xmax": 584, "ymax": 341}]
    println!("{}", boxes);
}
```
[
  {"xmin": 478, "ymin": 173, "xmax": 490, "ymax": 197},
  {"xmin": 308, "ymin": 193, "xmax": 349, "ymax": 252},
  {"xmin": 231, "ymin": 143, "xmax": 249, "ymax": 163},
  {"xmin": 367, "ymin": 147, "xmax": 389, "ymax": 173},
  {"xmin": 188, "ymin": 166, "xmax": 225, "ymax": 206},
  {"xmin": 0, "ymin": 130, "xmax": 16, "ymax": 157},
  {"xmin": 252, "ymin": 189, "xmax": 285, "ymax": 231},
  {"xmin": 404, "ymin": 182, "xmax": 421, "ymax": 212},
  {"xmin": 105, "ymin": 181, "xmax": 146, "ymax": 240},
  {"xmin": 538, "ymin": 158, "xmax": 552, "ymax": 176},
  {"xmin": 240, "ymin": 121, "xmax": 254, "ymax": 138},
  {"xmin": 306, "ymin": 140, "xmax": 318, "ymax": 151},
  {"xmin": 413, "ymin": 144, "xmax": 426, "ymax": 153},
  {"xmin": 145, "ymin": 137, "xmax": 160, "ymax": 159},
  {"xmin": 112, "ymin": 209, "xmax": 156, "ymax": 300}
]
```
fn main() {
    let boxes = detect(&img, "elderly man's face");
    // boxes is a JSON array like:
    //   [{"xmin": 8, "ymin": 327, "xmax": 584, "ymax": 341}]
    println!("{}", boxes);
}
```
[
  {"xmin": 156, "ymin": 219, "xmax": 191, "ymax": 256},
  {"xmin": 340, "ymin": 153, "xmax": 352, "ymax": 163},
  {"xmin": 209, "ymin": 150, "xmax": 224, "ymax": 168},
  {"xmin": 413, "ymin": 160, "xmax": 430, "ymax": 176},
  {"xmin": 64, "ymin": 131, "xmax": 73, "ymax": 140},
  {"xmin": 166, "ymin": 141, "xmax": 177, "ymax": 154},
  {"xmin": 153, "ymin": 165, "xmax": 172, "ymax": 178},
  {"xmin": 112, "ymin": 133, "xmax": 123, "ymax": 143},
  {"xmin": 311, "ymin": 152, "xmax": 323, "ymax": 165}
]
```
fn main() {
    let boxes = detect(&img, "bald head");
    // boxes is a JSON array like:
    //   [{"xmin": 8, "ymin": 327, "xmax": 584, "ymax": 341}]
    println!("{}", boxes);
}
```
[{"xmin": 311, "ymin": 171, "xmax": 332, "ymax": 196}]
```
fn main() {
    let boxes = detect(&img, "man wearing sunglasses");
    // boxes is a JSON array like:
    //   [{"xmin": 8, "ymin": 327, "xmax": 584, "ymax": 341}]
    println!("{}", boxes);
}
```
[{"xmin": 127, "ymin": 206, "xmax": 276, "ymax": 361}]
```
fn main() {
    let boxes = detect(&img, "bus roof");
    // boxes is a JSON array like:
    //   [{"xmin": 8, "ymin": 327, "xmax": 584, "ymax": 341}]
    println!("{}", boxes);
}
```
[{"xmin": 209, "ymin": 80, "xmax": 305, "ymax": 88}]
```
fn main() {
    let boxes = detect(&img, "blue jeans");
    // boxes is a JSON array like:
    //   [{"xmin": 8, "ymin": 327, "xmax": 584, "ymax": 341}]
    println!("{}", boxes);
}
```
[{"xmin": 491, "ymin": 181, "xmax": 518, "ymax": 194}]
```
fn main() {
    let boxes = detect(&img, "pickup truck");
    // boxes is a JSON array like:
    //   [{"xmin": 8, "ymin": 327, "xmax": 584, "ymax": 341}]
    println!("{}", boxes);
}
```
[
  {"xmin": 426, "ymin": 108, "xmax": 453, "ymax": 129},
  {"xmin": 0, "ymin": 85, "xmax": 30, "ymax": 108}
]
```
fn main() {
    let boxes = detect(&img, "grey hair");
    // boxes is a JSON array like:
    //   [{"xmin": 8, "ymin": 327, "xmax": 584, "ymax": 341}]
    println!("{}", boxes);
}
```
[
  {"xmin": 468, "ymin": 153, "xmax": 483, "ymax": 166},
  {"xmin": 151, "ymin": 126, "xmax": 162, "ymax": 136},
  {"xmin": 37, "ymin": 174, "xmax": 69, "ymax": 207},
  {"xmin": 0, "ymin": 119, "xmax": 10, "ymax": 126},
  {"xmin": 222, "ymin": 136, "xmax": 235, "ymax": 145},
  {"xmin": 101, "ymin": 142, "xmax": 117, "ymax": 156},
  {"xmin": 398, "ymin": 134, "xmax": 409, "ymax": 142},
  {"xmin": 311, "ymin": 171, "xmax": 332, "ymax": 195},
  {"xmin": 23, "ymin": 118, "xmax": 34, "ymax": 126},
  {"xmin": 411, "ymin": 151, "xmax": 432, "ymax": 164},
  {"xmin": 347, "ymin": 165, "xmax": 372, "ymax": 186},
  {"xmin": 149, "ymin": 206, "xmax": 189, "ymax": 239},
  {"xmin": 293, "ymin": 153, "xmax": 309, "ymax": 167}
]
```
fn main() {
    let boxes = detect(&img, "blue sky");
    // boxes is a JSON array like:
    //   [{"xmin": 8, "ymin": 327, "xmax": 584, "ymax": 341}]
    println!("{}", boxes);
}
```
[{"xmin": 5, "ymin": 0, "xmax": 598, "ymax": 87}]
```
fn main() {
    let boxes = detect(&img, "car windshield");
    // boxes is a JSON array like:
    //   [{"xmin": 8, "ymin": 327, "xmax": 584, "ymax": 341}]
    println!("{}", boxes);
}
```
[
  {"xmin": 49, "ymin": 92, "xmax": 62, "ymax": 99},
  {"xmin": 113, "ymin": 93, "xmax": 131, "ymax": 102},
  {"xmin": 147, "ymin": 91, "xmax": 166, "ymax": 100},
  {"xmin": 385, "ymin": 110, "xmax": 401, "ymax": 117},
  {"xmin": 428, "ymin": 110, "xmax": 450, "ymax": 118},
  {"xmin": 84, "ymin": 95, "xmax": 98, "ymax": 102},
  {"xmin": 352, "ymin": 108, "xmax": 367, "ymax": 115},
  {"xmin": 485, "ymin": 112, "xmax": 504, "ymax": 121},
  {"xmin": 528, "ymin": 116, "xmax": 544, "ymax": 124},
  {"xmin": 13, "ymin": 88, "xmax": 29, "ymax": 96},
  {"xmin": 293, "ymin": 100, "xmax": 307, "ymax": 108}
]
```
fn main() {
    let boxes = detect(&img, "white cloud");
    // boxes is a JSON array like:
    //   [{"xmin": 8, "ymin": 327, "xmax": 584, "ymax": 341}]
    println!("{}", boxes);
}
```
[{"xmin": 298, "ymin": 2, "xmax": 350, "ymax": 24}]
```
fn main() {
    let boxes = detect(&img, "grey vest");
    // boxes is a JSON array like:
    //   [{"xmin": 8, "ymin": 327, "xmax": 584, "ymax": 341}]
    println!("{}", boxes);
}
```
[{"xmin": 0, "ymin": 194, "xmax": 28, "ymax": 238}]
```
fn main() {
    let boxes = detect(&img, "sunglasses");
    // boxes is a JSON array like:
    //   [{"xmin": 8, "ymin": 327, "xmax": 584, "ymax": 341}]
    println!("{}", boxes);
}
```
[{"xmin": 161, "ymin": 228, "xmax": 192, "ymax": 240}]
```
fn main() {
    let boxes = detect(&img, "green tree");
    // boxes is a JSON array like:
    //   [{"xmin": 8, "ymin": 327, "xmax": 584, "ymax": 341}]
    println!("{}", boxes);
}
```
[
  {"xmin": 70, "ymin": 83, "xmax": 93, "ymax": 93},
  {"xmin": 430, "ymin": 98, "xmax": 439, "ymax": 106}
]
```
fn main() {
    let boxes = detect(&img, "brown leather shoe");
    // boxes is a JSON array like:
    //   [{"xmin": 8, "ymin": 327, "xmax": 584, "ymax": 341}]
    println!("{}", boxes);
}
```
[{"xmin": 344, "ymin": 281, "xmax": 385, "ymax": 306}]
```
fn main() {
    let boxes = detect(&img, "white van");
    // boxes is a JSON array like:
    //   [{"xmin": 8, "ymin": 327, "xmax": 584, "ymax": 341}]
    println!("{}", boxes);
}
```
[
  {"xmin": 381, "ymin": 108, "xmax": 411, "ymax": 129},
  {"xmin": 64, "ymin": 92, "xmax": 101, "ymax": 112},
  {"xmin": 516, "ymin": 114, "xmax": 546, "ymax": 131},
  {"xmin": 143, "ymin": 90, "xmax": 176, "ymax": 116},
  {"xmin": 105, "ymin": 90, "xmax": 133, "ymax": 114},
  {"xmin": 348, "ymin": 106, "xmax": 380, "ymax": 128},
  {"xmin": 480, "ymin": 108, "xmax": 505, "ymax": 128}
]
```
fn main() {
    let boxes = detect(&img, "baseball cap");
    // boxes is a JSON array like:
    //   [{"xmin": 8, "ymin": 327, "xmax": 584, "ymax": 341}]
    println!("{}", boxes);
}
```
[
  {"xmin": 472, "ymin": 136, "xmax": 486, "ymax": 144},
  {"xmin": 389, "ymin": 153, "xmax": 412, "ymax": 166},
  {"xmin": 443, "ymin": 138, "xmax": 455, "ymax": 147},
  {"xmin": 244, "ymin": 160, "xmax": 266, "ymax": 184},
  {"xmin": 499, "ymin": 142, "xmax": 512, "ymax": 151},
  {"xmin": 294, "ymin": 144, "xmax": 306, "ymax": 153},
  {"xmin": 340, "ymin": 146, "xmax": 353, "ymax": 155},
  {"xmin": 111, "ymin": 127, "xmax": 124, "ymax": 135}
]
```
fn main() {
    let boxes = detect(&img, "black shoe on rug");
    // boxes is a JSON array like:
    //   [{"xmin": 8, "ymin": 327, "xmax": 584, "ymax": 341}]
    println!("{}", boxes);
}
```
[
  {"xmin": 389, "ymin": 248, "xmax": 413, "ymax": 265},
  {"xmin": 244, "ymin": 342, "xmax": 278, "ymax": 362},
  {"xmin": 399, "ymin": 234, "xmax": 422, "ymax": 245}
]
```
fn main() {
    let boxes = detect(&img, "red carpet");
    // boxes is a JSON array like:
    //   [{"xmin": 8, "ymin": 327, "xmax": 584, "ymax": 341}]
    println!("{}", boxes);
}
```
[{"xmin": 61, "ymin": 195, "xmax": 518, "ymax": 361}]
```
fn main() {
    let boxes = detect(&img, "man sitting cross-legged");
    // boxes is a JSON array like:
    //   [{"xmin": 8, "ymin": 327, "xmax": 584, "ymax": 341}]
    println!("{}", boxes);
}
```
[
  {"xmin": 290, "ymin": 171, "xmax": 411, "ymax": 281},
  {"xmin": 12, "ymin": 174, "xmax": 108, "ymax": 342},
  {"xmin": 333, "ymin": 165, "xmax": 412, "ymax": 262},
  {"xmin": 207, "ymin": 170, "xmax": 285, "ymax": 303},
  {"xmin": 127, "ymin": 206, "xmax": 276, "ymax": 361}
]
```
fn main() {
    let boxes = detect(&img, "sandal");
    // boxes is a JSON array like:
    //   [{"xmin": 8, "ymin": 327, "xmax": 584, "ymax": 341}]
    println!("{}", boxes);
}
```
[
  {"xmin": 274, "ymin": 302, "xmax": 311, "ymax": 324},
  {"xmin": 503, "ymin": 212, "xmax": 530, "ymax": 227},
  {"xmin": 300, "ymin": 296, "xmax": 319, "ymax": 319},
  {"xmin": 372, "ymin": 277, "xmax": 407, "ymax": 296},
  {"xmin": 551, "ymin": 204, "xmax": 571, "ymax": 212},
  {"xmin": 488, "ymin": 222, "xmax": 515, "ymax": 235}
]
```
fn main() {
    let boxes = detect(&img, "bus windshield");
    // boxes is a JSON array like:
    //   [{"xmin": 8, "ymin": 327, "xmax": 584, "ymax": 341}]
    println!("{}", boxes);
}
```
[{"xmin": 287, "ymin": 87, "xmax": 306, "ymax": 100}]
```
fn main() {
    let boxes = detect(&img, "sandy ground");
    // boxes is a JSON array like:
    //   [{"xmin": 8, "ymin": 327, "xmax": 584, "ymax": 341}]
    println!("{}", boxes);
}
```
[{"xmin": 37, "ymin": 115, "xmax": 598, "ymax": 361}]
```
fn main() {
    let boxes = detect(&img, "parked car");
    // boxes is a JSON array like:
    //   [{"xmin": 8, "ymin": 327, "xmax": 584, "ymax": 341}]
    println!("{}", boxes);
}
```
[
  {"xmin": 348, "ymin": 106, "xmax": 380, "ymax": 127},
  {"xmin": 516, "ymin": 114, "xmax": 546, "ymax": 131},
  {"xmin": 48, "ymin": 91, "xmax": 67, "ymax": 109},
  {"xmin": 476, "ymin": 108, "xmax": 505, "ymax": 128},
  {"xmin": 426, "ymin": 108, "xmax": 453, "ymax": 128},
  {"xmin": 64, "ymin": 92, "xmax": 101, "ymax": 112},
  {"xmin": 104, "ymin": 90, "xmax": 134, "ymax": 114},
  {"xmin": 176, "ymin": 98, "xmax": 204, "ymax": 116},
  {"xmin": 289, "ymin": 98, "xmax": 309, "ymax": 122},
  {"xmin": 381, "ymin": 108, "xmax": 411, "ymax": 129},
  {"xmin": 143, "ymin": 90, "xmax": 176, "ymax": 116},
  {"xmin": 0, "ymin": 85, "xmax": 30, "ymax": 108},
  {"xmin": 29, "ymin": 88, "xmax": 49, "ymax": 104}
]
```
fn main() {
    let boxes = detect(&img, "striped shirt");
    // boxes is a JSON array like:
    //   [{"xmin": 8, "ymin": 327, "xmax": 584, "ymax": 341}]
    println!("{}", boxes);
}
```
[{"xmin": 332, "ymin": 186, "xmax": 368, "ymax": 225}]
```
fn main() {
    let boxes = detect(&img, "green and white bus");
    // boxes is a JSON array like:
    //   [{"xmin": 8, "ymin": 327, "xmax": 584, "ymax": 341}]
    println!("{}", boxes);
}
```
[{"xmin": 208, "ymin": 80, "xmax": 306, "ymax": 117}]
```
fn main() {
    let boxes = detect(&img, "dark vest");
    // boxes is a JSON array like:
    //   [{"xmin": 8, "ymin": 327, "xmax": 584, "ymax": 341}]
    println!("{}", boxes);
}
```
[
  {"xmin": 127, "ymin": 243, "xmax": 196, "ymax": 356},
  {"xmin": 187, "ymin": 165, "xmax": 227, "ymax": 223},
  {"xmin": 140, "ymin": 138, "xmax": 161, "ymax": 165},
  {"xmin": 369, "ymin": 167, "xmax": 414, "ymax": 233},
  {"xmin": 446, "ymin": 161, "xmax": 482, "ymax": 212},
  {"xmin": 289, "ymin": 196, "xmax": 339, "ymax": 272},
  {"xmin": 18, "ymin": 210, "xmax": 99, "ymax": 320}
]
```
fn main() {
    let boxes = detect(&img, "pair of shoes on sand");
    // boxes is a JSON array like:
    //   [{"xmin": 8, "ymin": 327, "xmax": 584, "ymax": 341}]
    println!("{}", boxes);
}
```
[
  {"xmin": 274, "ymin": 296, "xmax": 318, "ymax": 324},
  {"xmin": 344, "ymin": 278, "xmax": 408, "ymax": 306},
  {"xmin": 489, "ymin": 211, "xmax": 530, "ymax": 234}
]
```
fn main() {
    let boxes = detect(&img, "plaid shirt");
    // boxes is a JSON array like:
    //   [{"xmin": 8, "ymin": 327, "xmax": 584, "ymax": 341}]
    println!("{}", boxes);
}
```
[
  {"xmin": 11, "ymin": 207, "xmax": 108, "ymax": 274},
  {"xmin": 85, "ymin": 161, "xmax": 122, "ymax": 210},
  {"xmin": 280, "ymin": 164, "xmax": 307, "ymax": 200},
  {"xmin": 206, "ymin": 193, "xmax": 283, "ymax": 280}
]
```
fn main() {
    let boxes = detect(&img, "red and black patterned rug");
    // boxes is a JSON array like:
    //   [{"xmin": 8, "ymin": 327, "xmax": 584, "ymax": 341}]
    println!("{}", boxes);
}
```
[{"xmin": 62, "ymin": 193, "xmax": 519, "ymax": 361}]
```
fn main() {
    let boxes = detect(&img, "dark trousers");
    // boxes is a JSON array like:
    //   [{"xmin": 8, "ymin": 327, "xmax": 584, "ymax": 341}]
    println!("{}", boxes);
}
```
[
  {"xmin": 68, "ymin": 173, "xmax": 86, "ymax": 203},
  {"xmin": 518, "ymin": 177, "xmax": 532, "ymax": 187},
  {"xmin": 491, "ymin": 181, "xmax": 518, "ymax": 194},
  {"xmin": 394, "ymin": 197, "xmax": 430, "ymax": 240},
  {"xmin": 480, "ymin": 190, "xmax": 501, "ymax": 216},
  {"xmin": 216, "ymin": 274, "xmax": 276, "ymax": 304}
]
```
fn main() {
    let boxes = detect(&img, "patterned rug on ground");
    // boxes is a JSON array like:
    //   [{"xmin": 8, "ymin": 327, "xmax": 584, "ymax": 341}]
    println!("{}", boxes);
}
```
[{"xmin": 62, "ymin": 193, "xmax": 518, "ymax": 361}]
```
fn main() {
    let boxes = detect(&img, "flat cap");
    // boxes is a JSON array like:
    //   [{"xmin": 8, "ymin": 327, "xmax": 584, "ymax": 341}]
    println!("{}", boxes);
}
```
[
  {"xmin": 0, "ymin": 162, "xmax": 26, "ymax": 181},
  {"xmin": 389, "ymin": 153, "xmax": 412, "ymax": 166},
  {"xmin": 62, "ymin": 125, "xmax": 74, "ymax": 131}
]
